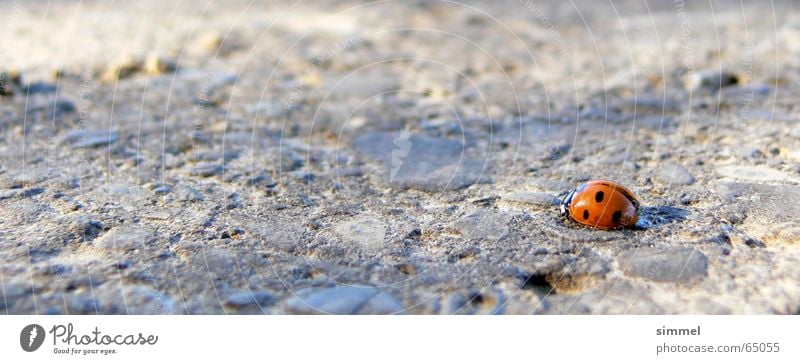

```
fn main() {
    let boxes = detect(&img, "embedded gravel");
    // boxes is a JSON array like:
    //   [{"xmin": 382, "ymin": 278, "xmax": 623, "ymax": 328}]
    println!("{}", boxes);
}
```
[{"xmin": 1, "ymin": 0, "xmax": 800, "ymax": 314}]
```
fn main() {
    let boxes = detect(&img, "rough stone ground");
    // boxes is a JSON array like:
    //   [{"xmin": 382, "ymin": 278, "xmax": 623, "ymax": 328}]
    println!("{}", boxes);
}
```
[{"xmin": 1, "ymin": 0, "xmax": 800, "ymax": 314}]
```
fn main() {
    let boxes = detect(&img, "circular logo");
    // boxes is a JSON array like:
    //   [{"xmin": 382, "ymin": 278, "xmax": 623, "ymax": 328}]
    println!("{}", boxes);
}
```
[{"xmin": 20, "ymin": 324, "xmax": 45, "ymax": 352}]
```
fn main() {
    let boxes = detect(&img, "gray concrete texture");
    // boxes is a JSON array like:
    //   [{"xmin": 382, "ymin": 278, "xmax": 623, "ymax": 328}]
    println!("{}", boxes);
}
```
[{"xmin": 1, "ymin": 0, "xmax": 799, "ymax": 314}]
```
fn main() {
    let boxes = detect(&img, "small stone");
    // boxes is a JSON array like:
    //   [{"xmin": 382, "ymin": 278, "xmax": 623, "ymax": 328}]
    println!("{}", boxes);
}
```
[
  {"xmin": 296, "ymin": 171, "xmax": 316, "ymax": 183},
  {"xmin": 191, "ymin": 31, "xmax": 223, "ymax": 54},
  {"xmin": 100, "ymin": 54, "xmax": 140, "ymax": 83},
  {"xmin": 0, "ymin": 168, "xmax": 50, "ymax": 189},
  {"xmin": 353, "ymin": 131, "xmax": 489, "ymax": 191},
  {"xmin": 245, "ymin": 173, "xmax": 277, "ymax": 188},
  {"xmin": 715, "ymin": 182, "xmax": 800, "ymax": 229},
  {"xmin": 0, "ymin": 69, "xmax": 21, "ymax": 95},
  {"xmin": 94, "ymin": 224, "xmax": 159, "ymax": 252},
  {"xmin": 91, "ymin": 284, "xmax": 171, "ymax": 314},
  {"xmin": 143, "ymin": 53, "xmax": 177, "ymax": 75},
  {"xmin": 3, "ymin": 69, "xmax": 21, "ymax": 85},
  {"xmin": 334, "ymin": 167, "xmax": 363, "ymax": 177},
  {"xmin": 716, "ymin": 165, "xmax": 798, "ymax": 183},
  {"xmin": 22, "ymin": 187, "xmax": 44, "ymax": 197},
  {"xmin": 176, "ymin": 186, "xmax": 204, "ymax": 202},
  {"xmin": 654, "ymin": 163, "xmax": 695, "ymax": 185},
  {"xmin": 618, "ymin": 248, "xmax": 708, "ymax": 284},
  {"xmin": 223, "ymin": 290, "xmax": 277, "ymax": 308},
  {"xmin": 61, "ymin": 129, "xmax": 118, "ymax": 149},
  {"xmin": 161, "ymin": 153, "xmax": 185, "ymax": 169},
  {"xmin": 242, "ymin": 215, "xmax": 303, "ymax": 251},
  {"xmin": 51, "ymin": 67, "xmax": 68, "ymax": 80},
  {"xmin": 222, "ymin": 172, "xmax": 242, "ymax": 183},
  {"xmin": 279, "ymin": 152, "xmax": 304, "ymax": 172},
  {"xmin": 450, "ymin": 209, "xmax": 512, "ymax": 241},
  {"xmin": 26, "ymin": 98, "xmax": 76, "ymax": 118},
  {"xmin": 471, "ymin": 196, "xmax": 498, "ymax": 207},
  {"xmin": 298, "ymin": 70, "xmax": 323, "ymax": 87},
  {"xmin": 190, "ymin": 163, "xmax": 224, "ymax": 177},
  {"xmin": 740, "ymin": 146, "xmax": 765, "ymax": 159},
  {"xmin": 282, "ymin": 286, "xmax": 404, "ymax": 314},
  {"xmin": 191, "ymin": 150, "xmax": 240, "ymax": 163},
  {"xmin": 72, "ymin": 217, "xmax": 105, "ymax": 242},
  {"xmin": 686, "ymin": 70, "xmax": 738, "ymax": 91},
  {"xmin": 333, "ymin": 215, "xmax": 388, "ymax": 252},
  {"xmin": 25, "ymin": 81, "xmax": 57, "ymax": 95},
  {"xmin": 744, "ymin": 237, "xmax": 766, "ymax": 248},
  {"xmin": 442, "ymin": 289, "xmax": 505, "ymax": 314},
  {"xmin": 152, "ymin": 184, "xmax": 171, "ymax": 195}
]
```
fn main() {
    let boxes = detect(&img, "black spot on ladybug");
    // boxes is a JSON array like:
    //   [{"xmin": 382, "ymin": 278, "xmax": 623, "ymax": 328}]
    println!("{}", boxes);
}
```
[
  {"xmin": 583, "ymin": 210, "xmax": 589, "ymax": 220},
  {"xmin": 595, "ymin": 191, "xmax": 604, "ymax": 203},
  {"xmin": 612, "ymin": 210, "xmax": 622, "ymax": 223}
]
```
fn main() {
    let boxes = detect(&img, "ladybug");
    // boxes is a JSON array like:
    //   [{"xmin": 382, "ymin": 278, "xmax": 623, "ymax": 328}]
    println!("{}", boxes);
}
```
[{"xmin": 560, "ymin": 180, "xmax": 640, "ymax": 229}]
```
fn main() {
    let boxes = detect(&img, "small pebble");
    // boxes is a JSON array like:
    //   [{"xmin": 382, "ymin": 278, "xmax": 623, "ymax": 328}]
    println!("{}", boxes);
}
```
[
  {"xmin": 191, "ymin": 31, "xmax": 223, "ymax": 54},
  {"xmin": 333, "ymin": 215, "xmax": 388, "ymax": 253},
  {"xmin": 716, "ymin": 165, "xmax": 798, "ymax": 183},
  {"xmin": 618, "ymin": 248, "xmax": 708, "ymax": 283},
  {"xmin": 223, "ymin": 291, "xmax": 277, "ymax": 308},
  {"xmin": 246, "ymin": 173, "xmax": 276, "ymax": 188},
  {"xmin": 152, "ymin": 185, "xmax": 172, "ymax": 195},
  {"xmin": 60, "ymin": 129, "xmax": 119, "ymax": 149},
  {"xmin": 176, "ymin": 186, "xmax": 204, "ymax": 202},
  {"xmin": 190, "ymin": 163, "xmax": 224, "ymax": 177},
  {"xmin": 22, "ymin": 187, "xmax": 45, "ymax": 197},
  {"xmin": 143, "ymin": 53, "xmax": 177, "ymax": 75},
  {"xmin": 450, "ymin": 209, "xmax": 512, "ymax": 241},
  {"xmin": 0, "ymin": 69, "xmax": 21, "ymax": 95},
  {"xmin": 191, "ymin": 150, "xmax": 240, "ymax": 163},
  {"xmin": 686, "ymin": 69, "xmax": 738, "ymax": 91},
  {"xmin": 100, "ymin": 54, "xmax": 140, "ymax": 83},
  {"xmin": 27, "ymin": 98, "xmax": 76, "ymax": 118},
  {"xmin": 654, "ymin": 163, "xmax": 695, "ymax": 185}
]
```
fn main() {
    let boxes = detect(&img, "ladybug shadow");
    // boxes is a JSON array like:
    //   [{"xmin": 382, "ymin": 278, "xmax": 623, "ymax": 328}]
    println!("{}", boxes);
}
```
[{"xmin": 634, "ymin": 206, "xmax": 688, "ymax": 229}]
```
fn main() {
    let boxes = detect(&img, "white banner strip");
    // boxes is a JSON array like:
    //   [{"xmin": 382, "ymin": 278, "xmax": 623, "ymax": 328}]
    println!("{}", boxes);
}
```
[{"xmin": 1, "ymin": 315, "xmax": 797, "ymax": 363}]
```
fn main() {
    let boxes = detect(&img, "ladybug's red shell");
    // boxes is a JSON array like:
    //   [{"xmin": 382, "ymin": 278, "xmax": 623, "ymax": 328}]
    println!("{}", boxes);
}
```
[{"xmin": 560, "ymin": 180, "xmax": 639, "ymax": 229}]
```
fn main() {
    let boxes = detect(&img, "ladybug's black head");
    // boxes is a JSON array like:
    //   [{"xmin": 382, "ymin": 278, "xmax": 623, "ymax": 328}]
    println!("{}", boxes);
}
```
[
  {"xmin": 560, "ymin": 183, "xmax": 587, "ymax": 217},
  {"xmin": 559, "ymin": 189, "xmax": 575, "ymax": 216}
]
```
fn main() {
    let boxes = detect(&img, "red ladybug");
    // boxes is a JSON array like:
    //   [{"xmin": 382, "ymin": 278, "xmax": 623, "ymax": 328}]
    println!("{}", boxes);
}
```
[{"xmin": 560, "ymin": 180, "xmax": 640, "ymax": 229}]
